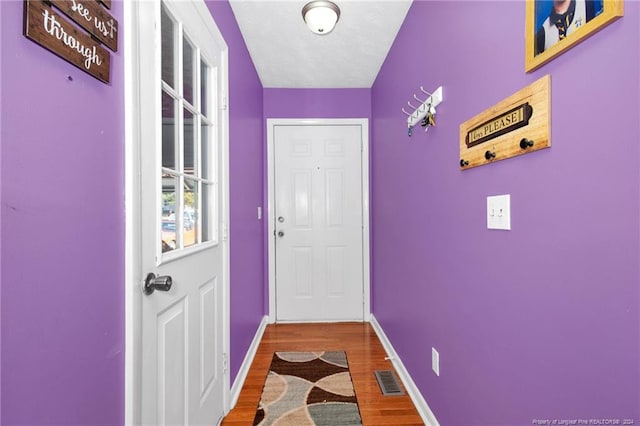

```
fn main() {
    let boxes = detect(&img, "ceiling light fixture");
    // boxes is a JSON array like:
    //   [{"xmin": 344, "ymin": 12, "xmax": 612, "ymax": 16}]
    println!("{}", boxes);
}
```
[{"xmin": 302, "ymin": 1, "xmax": 341, "ymax": 35}]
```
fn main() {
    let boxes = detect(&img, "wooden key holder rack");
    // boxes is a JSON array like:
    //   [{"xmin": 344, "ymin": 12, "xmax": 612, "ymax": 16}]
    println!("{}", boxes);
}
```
[{"xmin": 459, "ymin": 75, "xmax": 551, "ymax": 170}]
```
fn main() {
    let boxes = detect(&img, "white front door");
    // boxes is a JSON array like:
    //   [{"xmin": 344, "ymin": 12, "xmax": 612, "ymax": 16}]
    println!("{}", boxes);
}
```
[
  {"xmin": 127, "ymin": 1, "xmax": 229, "ymax": 425},
  {"xmin": 272, "ymin": 123, "xmax": 366, "ymax": 321}
]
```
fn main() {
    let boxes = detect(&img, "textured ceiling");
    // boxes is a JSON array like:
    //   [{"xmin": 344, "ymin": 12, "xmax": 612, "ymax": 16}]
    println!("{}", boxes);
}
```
[{"xmin": 228, "ymin": 0, "xmax": 413, "ymax": 88}]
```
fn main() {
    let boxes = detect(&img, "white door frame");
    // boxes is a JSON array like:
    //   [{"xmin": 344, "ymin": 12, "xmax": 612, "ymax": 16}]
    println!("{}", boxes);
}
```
[
  {"xmin": 124, "ymin": 1, "xmax": 231, "ymax": 424},
  {"xmin": 266, "ymin": 118, "xmax": 371, "ymax": 324}
]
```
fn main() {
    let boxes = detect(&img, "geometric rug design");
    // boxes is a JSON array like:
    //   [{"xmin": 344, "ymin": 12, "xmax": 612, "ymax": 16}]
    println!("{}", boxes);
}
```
[{"xmin": 253, "ymin": 351, "xmax": 363, "ymax": 425}]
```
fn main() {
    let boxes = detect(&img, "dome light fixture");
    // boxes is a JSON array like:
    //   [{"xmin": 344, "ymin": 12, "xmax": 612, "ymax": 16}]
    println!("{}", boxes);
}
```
[{"xmin": 302, "ymin": 1, "xmax": 341, "ymax": 35}]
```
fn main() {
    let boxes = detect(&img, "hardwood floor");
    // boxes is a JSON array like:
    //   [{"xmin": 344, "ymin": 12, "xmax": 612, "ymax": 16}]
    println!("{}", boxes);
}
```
[{"xmin": 222, "ymin": 322, "xmax": 424, "ymax": 425}]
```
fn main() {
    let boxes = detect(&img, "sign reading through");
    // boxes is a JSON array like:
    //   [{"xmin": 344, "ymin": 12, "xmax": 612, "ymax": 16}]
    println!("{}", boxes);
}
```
[
  {"xmin": 24, "ymin": 0, "xmax": 110, "ymax": 83},
  {"xmin": 465, "ymin": 103, "xmax": 533, "ymax": 148},
  {"xmin": 49, "ymin": 0, "xmax": 118, "ymax": 52}
]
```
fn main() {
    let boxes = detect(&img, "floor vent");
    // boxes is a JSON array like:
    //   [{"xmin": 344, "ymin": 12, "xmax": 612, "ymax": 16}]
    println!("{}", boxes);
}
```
[{"xmin": 374, "ymin": 370, "xmax": 405, "ymax": 396}]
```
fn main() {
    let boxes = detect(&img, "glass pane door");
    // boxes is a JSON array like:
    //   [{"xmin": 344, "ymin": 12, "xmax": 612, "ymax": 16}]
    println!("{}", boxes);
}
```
[{"xmin": 160, "ymin": 3, "xmax": 217, "ymax": 255}]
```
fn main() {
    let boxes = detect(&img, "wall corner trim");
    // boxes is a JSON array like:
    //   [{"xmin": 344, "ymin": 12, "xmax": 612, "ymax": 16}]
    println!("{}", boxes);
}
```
[
  {"xmin": 229, "ymin": 316, "xmax": 269, "ymax": 409},
  {"xmin": 369, "ymin": 315, "xmax": 440, "ymax": 426}
]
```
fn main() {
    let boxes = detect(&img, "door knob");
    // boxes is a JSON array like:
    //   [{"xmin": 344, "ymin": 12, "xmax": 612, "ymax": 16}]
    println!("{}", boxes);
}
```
[
  {"xmin": 143, "ymin": 273, "xmax": 173, "ymax": 295},
  {"xmin": 277, "ymin": 230, "xmax": 285, "ymax": 238}
]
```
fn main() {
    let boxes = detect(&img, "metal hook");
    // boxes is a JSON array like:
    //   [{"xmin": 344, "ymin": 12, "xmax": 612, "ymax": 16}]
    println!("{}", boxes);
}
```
[
  {"xmin": 413, "ymin": 94, "xmax": 426, "ymax": 104},
  {"xmin": 407, "ymin": 101, "xmax": 419, "ymax": 110},
  {"xmin": 485, "ymin": 150, "xmax": 496, "ymax": 160},
  {"xmin": 402, "ymin": 108, "xmax": 412, "ymax": 117},
  {"xmin": 419, "ymin": 86, "xmax": 433, "ymax": 97},
  {"xmin": 520, "ymin": 138, "xmax": 534, "ymax": 149}
]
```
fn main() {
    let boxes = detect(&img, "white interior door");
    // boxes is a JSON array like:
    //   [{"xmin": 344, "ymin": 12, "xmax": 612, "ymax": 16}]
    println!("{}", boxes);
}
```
[
  {"xmin": 273, "ymin": 124, "xmax": 365, "ymax": 321},
  {"xmin": 129, "ymin": 1, "xmax": 229, "ymax": 424}
]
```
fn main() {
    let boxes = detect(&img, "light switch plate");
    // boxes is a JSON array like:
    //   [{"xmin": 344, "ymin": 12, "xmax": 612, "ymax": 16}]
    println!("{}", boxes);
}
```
[
  {"xmin": 432, "ymin": 347, "xmax": 440, "ymax": 376},
  {"xmin": 487, "ymin": 194, "xmax": 511, "ymax": 230}
]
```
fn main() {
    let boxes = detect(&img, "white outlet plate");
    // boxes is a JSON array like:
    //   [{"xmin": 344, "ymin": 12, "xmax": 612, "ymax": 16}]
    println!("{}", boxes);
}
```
[
  {"xmin": 432, "ymin": 347, "xmax": 440, "ymax": 376},
  {"xmin": 487, "ymin": 194, "xmax": 511, "ymax": 230}
]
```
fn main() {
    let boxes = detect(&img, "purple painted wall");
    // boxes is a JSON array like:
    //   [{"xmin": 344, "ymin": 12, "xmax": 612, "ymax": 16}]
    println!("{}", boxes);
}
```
[
  {"xmin": 0, "ymin": 1, "xmax": 3, "ymax": 420},
  {"xmin": 263, "ymin": 88, "xmax": 371, "ymax": 119},
  {"xmin": 0, "ymin": 2, "xmax": 3, "ymax": 421},
  {"xmin": 371, "ymin": 2, "xmax": 639, "ymax": 425},
  {"xmin": 1, "ymin": 0, "xmax": 125, "ymax": 424},
  {"xmin": 206, "ymin": 1, "xmax": 265, "ymax": 383}
]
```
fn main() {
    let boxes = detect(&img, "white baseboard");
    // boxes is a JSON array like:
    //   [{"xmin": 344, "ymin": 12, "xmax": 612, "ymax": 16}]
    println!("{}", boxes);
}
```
[
  {"xmin": 229, "ymin": 315, "xmax": 269, "ymax": 409},
  {"xmin": 369, "ymin": 315, "xmax": 440, "ymax": 426}
]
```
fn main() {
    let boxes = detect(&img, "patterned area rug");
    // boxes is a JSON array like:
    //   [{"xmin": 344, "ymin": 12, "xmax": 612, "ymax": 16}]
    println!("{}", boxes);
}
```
[{"xmin": 253, "ymin": 351, "xmax": 362, "ymax": 426}]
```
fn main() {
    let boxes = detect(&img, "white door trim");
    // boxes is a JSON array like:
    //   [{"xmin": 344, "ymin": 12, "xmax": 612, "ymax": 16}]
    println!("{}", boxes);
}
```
[
  {"xmin": 124, "ymin": 1, "xmax": 231, "ymax": 423},
  {"xmin": 266, "ymin": 118, "xmax": 371, "ymax": 324}
]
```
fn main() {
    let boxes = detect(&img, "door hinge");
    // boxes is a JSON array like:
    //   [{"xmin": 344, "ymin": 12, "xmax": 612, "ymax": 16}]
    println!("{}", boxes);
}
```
[
  {"xmin": 221, "ymin": 95, "xmax": 228, "ymax": 110},
  {"xmin": 223, "ymin": 352, "xmax": 229, "ymax": 373},
  {"xmin": 222, "ymin": 223, "xmax": 229, "ymax": 241}
]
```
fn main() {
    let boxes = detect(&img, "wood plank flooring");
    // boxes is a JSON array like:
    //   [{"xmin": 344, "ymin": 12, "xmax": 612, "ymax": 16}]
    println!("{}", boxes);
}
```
[{"xmin": 222, "ymin": 322, "xmax": 424, "ymax": 425}]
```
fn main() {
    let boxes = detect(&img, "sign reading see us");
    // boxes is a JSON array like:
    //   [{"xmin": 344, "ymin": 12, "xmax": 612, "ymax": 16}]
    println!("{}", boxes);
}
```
[
  {"xmin": 49, "ymin": 0, "xmax": 118, "ymax": 52},
  {"xmin": 23, "ymin": 0, "xmax": 112, "ymax": 83}
]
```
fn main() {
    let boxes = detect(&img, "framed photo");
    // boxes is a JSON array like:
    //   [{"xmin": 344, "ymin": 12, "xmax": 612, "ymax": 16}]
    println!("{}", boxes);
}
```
[{"xmin": 525, "ymin": 0, "xmax": 623, "ymax": 72}]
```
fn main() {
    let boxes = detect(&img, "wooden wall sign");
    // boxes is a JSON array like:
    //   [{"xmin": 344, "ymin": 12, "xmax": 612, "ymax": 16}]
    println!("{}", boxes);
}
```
[
  {"xmin": 459, "ymin": 75, "xmax": 551, "ymax": 170},
  {"xmin": 24, "ymin": 0, "xmax": 110, "ymax": 83},
  {"xmin": 98, "ymin": 0, "xmax": 110, "ymax": 10},
  {"xmin": 49, "ymin": 0, "xmax": 118, "ymax": 52}
]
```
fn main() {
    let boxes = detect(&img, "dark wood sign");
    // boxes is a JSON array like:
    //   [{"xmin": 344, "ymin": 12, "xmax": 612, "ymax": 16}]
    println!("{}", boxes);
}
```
[
  {"xmin": 465, "ymin": 103, "xmax": 533, "ymax": 148},
  {"xmin": 459, "ymin": 75, "xmax": 550, "ymax": 170},
  {"xmin": 49, "ymin": 0, "xmax": 118, "ymax": 52},
  {"xmin": 97, "ymin": 0, "xmax": 110, "ymax": 9},
  {"xmin": 24, "ymin": 0, "xmax": 110, "ymax": 83}
]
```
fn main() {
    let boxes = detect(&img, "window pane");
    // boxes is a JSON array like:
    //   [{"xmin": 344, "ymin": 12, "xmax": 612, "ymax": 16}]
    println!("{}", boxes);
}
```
[
  {"xmin": 161, "ymin": 5, "xmax": 174, "ymax": 87},
  {"xmin": 162, "ymin": 91, "xmax": 176, "ymax": 169},
  {"xmin": 202, "ymin": 182, "xmax": 213, "ymax": 243},
  {"xmin": 162, "ymin": 174, "xmax": 178, "ymax": 253},
  {"xmin": 159, "ymin": 6, "xmax": 220, "ymax": 255},
  {"xmin": 183, "ymin": 38, "xmax": 195, "ymax": 105},
  {"xmin": 184, "ymin": 179, "xmax": 198, "ymax": 248},
  {"xmin": 200, "ymin": 61, "xmax": 208, "ymax": 117},
  {"xmin": 201, "ymin": 123, "xmax": 210, "ymax": 180},
  {"xmin": 183, "ymin": 109, "xmax": 195, "ymax": 175}
]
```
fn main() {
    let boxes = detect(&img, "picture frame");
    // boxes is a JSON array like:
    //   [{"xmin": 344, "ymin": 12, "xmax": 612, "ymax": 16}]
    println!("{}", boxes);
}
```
[{"xmin": 525, "ymin": 0, "xmax": 623, "ymax": 72}]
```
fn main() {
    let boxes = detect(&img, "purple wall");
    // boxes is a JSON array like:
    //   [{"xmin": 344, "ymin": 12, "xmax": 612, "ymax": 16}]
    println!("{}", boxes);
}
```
[
  {"xmin": 264, "ymin": 88, "xmax": 371, "ymax": 119},
  {"xmin": 1, "ymin": 0, "xmax": 125, "ymax": 424},
  {"xmin": 206, "ymin": 1, "xmax": 265, "ymax": 383},
  {"xmin": 371, "ymin": 2, "xmax": 639, "ymax": 425},
  {"xmin": 0, "ymin": 1, "xmax": 3, "ymax": 420}
]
